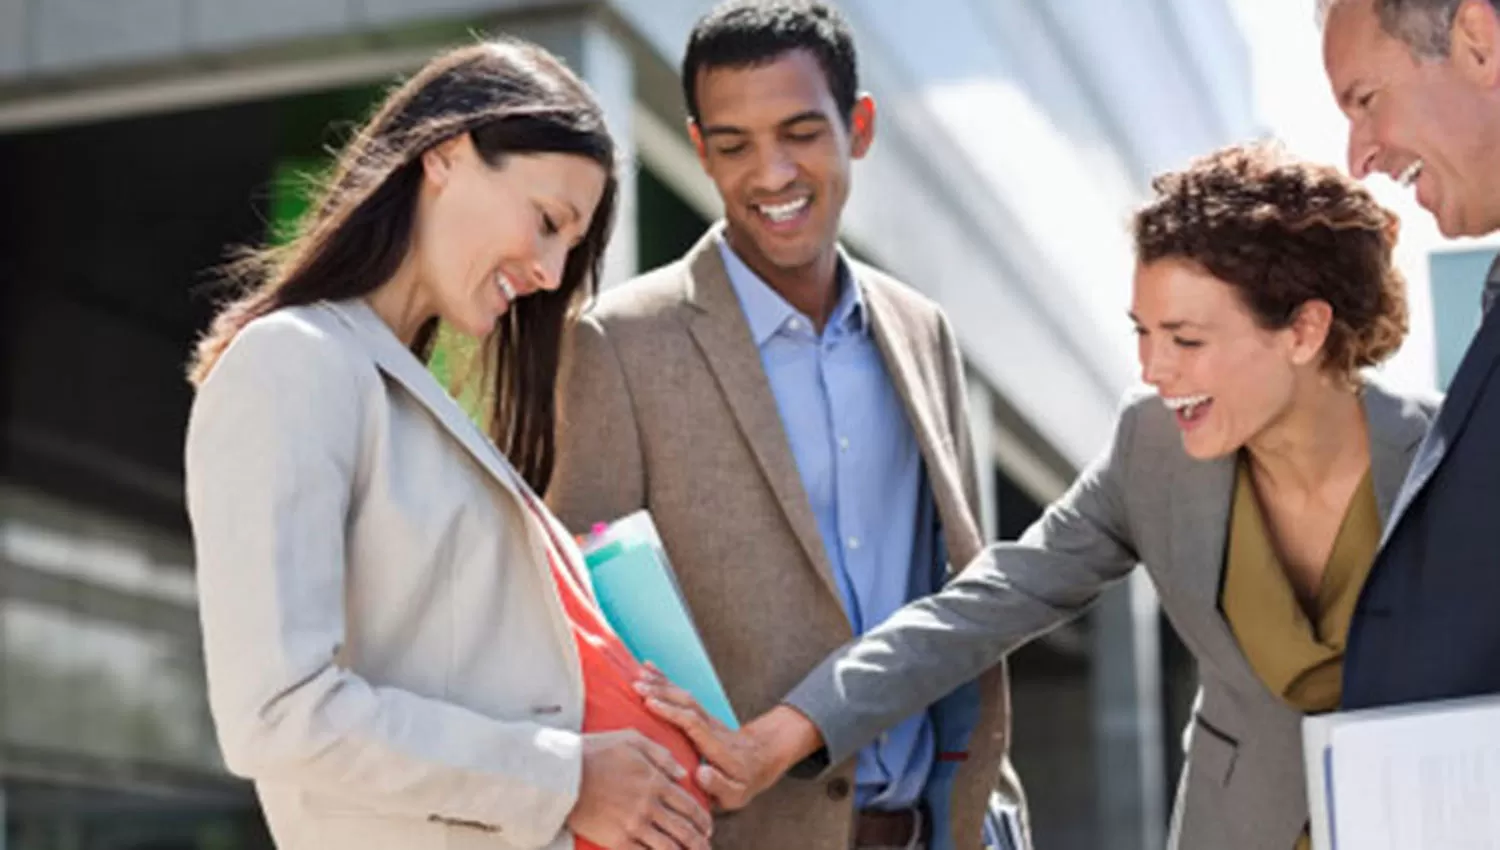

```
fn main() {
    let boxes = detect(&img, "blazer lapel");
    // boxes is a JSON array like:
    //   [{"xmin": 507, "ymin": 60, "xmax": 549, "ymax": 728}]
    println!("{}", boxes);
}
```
[
  {"xmin": 1169, "ymin": 452, "xmax": 1261, "ymax": 686},
  {"xmin": 329, "ymin": 299, "xmax": 528, "ymax": 502},
  {"xmin": 1382, "ymin": 311, "xmax": 1500, "ymax": 543},
  {"xmin": 1362, "ymin": 380, "xmax": 1434, "ymax": 530},
  {"xmin": 680, "ymin": 229, "xmax": 845, "ymax": 604},
  {"xmin": 860, "ymin": 273, "xmax": 976, "ymax": 565},
  {"xmin": 325, "ymin": 299, "xmax": 612, "ymax": 608}
]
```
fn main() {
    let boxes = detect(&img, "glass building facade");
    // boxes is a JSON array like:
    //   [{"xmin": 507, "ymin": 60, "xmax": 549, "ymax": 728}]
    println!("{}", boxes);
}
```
[
  {"xmin": 0, "ymin": 83, "xmax": 420, "ymax": 849},
  {"xmin": 1429, "ymin": 247, "xmax": 1497, "ymax": 391}
]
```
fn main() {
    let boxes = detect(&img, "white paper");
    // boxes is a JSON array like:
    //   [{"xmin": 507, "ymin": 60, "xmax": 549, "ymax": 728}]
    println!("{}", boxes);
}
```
[
  {"xmin": 1304, "ymin": 712, "xmax": 1337, "ymax": 850},
  {"xmin": 1305, "ymin": 695, "xmax": 1500, "ymax": 850}
]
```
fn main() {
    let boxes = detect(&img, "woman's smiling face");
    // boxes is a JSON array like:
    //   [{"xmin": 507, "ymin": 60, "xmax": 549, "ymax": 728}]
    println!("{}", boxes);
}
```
[{"xmin": 1132, "ymin": 258, "xmax": 1308, "ymax": 460}]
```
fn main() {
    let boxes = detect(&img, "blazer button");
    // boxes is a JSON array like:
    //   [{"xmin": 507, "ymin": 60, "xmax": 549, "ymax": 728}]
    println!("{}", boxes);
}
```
[{"xmin": 826, "ymin": 777, "xmax": 851, "ymax": 801}]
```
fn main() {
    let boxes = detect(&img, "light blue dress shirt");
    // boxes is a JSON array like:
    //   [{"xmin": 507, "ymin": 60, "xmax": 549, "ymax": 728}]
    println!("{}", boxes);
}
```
[{"xmin": 718, "ymin": 237, "xmax": 939, "ymax": 811}]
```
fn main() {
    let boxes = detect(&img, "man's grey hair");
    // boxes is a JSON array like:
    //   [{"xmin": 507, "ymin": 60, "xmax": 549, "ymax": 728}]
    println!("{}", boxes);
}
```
[{"xmin": 1318, "ymin": 0, "xmax": 1500, "ymax": 58}]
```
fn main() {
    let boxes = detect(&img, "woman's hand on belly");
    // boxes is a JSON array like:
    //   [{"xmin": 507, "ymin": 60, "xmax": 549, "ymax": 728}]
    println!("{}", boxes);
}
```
[{"xmin": 566, "ymin": 730, "xmax": 713, "ymax": 850}]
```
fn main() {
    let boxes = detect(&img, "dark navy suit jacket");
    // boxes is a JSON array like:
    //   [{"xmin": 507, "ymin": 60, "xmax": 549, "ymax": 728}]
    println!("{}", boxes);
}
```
[{"xmin": 1344, "ymin": 301, "xmax": 1500, "ymax": 708}]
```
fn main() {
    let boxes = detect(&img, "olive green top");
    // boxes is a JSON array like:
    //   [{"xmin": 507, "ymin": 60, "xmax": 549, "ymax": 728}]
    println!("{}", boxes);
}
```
[{"xmin": 1221, "ymin": 455, "xmax": 1381, "ymax": 850}]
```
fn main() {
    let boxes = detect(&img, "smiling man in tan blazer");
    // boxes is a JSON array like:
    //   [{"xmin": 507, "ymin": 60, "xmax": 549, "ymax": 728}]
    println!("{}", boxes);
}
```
[{"xmin": 546, "ymin": 3, "xmax": 1026, "ymax": 849}]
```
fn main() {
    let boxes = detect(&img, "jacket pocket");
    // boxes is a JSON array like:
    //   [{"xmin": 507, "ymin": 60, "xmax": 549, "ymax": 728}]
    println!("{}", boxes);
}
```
[{"xmin": 1188, "ymin": 712, "xmax": 1239, "ymax": 786}]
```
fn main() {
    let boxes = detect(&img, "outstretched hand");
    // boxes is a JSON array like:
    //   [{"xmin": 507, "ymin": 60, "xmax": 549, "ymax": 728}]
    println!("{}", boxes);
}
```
[{"xmin": 635, "ymin": 664, "xmax": 823, "ymax": 812}]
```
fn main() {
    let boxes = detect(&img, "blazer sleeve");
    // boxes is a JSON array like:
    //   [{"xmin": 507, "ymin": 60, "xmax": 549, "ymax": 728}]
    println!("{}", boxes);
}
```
[
  {"xmin": 783, "ymin": 394, "xmax": 1144, "ymax": 767},
  {"xmin": 546, "ymin": 314, "xmax": 647, "ymax": 530},
  {"xmin": 186, "ymin": 316, "xmax": 582, "ymax": 846}
]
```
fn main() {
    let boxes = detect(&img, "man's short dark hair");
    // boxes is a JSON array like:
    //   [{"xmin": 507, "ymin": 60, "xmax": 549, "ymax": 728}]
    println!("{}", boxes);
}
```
[{"xmin": 681, "ymin": 0, "xmax": 859, "ymax": 126}]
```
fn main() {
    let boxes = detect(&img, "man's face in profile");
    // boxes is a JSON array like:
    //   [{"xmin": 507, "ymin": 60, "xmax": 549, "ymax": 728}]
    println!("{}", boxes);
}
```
[{"xmin": 1324, "ymin": 0, "xmax": 1500, "ymax": 237}]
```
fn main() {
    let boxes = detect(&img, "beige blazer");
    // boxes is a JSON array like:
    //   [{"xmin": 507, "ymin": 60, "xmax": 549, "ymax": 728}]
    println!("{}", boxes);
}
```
[
  {"xmin": 548, "ymin": 226, "xmax": 1026, "ymax": 850},
  {"xmin": 186, "ymin": 298, "xmax": 595, "ymax": 850}
]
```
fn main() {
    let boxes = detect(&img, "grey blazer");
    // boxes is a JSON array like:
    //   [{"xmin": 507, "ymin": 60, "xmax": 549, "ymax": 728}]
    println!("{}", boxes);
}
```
[{"xmin": 785, "ymin": 381, "xmax": 1437, "ymax": 850}]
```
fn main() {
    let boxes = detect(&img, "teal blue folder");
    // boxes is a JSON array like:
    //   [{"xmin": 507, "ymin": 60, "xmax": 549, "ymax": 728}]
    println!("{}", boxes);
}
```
[{"xmin": 581, "ymin": 512, "xmax": 740, "ymax": 729}]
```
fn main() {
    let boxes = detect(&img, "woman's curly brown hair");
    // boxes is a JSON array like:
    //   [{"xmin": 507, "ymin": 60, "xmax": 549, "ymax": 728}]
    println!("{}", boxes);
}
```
[{"xmin": 1134, "ymin": 141, "xmax": 1409, "ymax": 384}]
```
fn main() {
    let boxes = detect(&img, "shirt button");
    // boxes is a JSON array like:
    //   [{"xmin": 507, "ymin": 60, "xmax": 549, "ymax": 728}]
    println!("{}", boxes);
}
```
[
  {"xmin": 787, "ymin": 318, "xmax": 802, "ymax": 332},
  {"xmin": 848, "ymin": 537, "xmax": 861, "ymax": 550},
  {"xmin": 839, "ymin": 437, "xmax": 850, "ymax": 452},
  {"xmin": 826, "ymin": 777, "xmax": 852, "ymax": 801}
]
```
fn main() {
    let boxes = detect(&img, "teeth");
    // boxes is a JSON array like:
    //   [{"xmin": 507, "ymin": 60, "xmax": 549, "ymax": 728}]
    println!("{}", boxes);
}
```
[
  {"xmin": 1396, "ymin": 159, "xmax": 1424, "ymax": 188},
  {"xmin": 1162, "ymin": 393, "xmax": 1212, "ymax": 411},
  {"xmin": 757, "ymin": 197, "xmax": 809, "ymax": 222},
  {"xmin": 494, "ymin": 271, "xmax": 517, "ymax": 302}
]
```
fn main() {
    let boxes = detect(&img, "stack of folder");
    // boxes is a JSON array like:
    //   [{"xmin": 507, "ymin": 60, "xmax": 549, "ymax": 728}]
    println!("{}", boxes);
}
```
[
  {"xmin": 580, "ymin": 511, "xmax": 740, "ymax": 730},
  {"xmin": 1302, "ymin": 693, "xmax": 1500, "ymax": 849}
]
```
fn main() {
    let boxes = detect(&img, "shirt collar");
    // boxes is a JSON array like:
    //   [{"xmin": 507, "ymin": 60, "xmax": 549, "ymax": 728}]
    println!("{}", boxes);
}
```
[{"xmin": 716, "ymin": 233, "xmax": 866, "ymax": 347}]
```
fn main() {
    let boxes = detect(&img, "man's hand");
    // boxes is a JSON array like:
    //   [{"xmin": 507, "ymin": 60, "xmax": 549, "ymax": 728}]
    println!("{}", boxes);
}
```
[
  {"xmin": 636, "ymin": 664, "xmax": 824, "ymax": 811},
  {"xmin": 565, "ymin": 730, "xmax": 713, "ymax": 850}
]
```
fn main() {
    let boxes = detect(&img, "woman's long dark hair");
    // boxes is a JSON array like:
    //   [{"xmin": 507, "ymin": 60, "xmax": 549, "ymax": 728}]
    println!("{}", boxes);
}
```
[{"xmin": 189, "ymin": 39, "xmax": 619, "ymax": 494}]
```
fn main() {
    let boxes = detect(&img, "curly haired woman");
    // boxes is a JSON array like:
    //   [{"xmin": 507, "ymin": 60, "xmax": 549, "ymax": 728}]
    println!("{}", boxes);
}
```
[{"xmin": 634, "ymin": 141, "xmax": 1438, "ymax": 850}]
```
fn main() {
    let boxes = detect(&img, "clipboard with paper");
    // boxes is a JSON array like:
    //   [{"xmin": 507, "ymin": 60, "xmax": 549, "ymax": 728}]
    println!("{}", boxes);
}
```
[{"xmin": 579, "ymin": 510, "xmax": 740, "ymax": 729}]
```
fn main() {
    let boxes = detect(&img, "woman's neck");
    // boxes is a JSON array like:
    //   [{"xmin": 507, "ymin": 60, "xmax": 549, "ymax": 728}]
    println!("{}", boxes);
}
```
[
  {"xmin": 365, "ymin": 260, "xmax": 433, "ymax": 347},
  {"xmin": 1244, "ymin": 378, "xmax": 1370, "ymax": 499}
]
